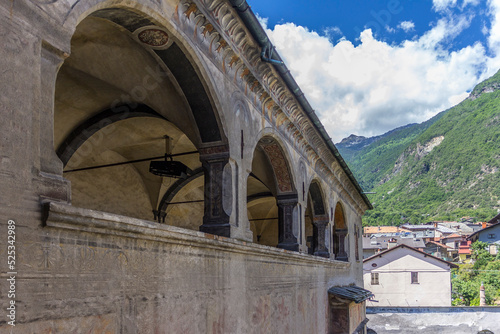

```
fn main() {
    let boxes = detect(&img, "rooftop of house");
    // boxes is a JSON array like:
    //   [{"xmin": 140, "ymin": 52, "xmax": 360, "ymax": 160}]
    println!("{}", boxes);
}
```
[
  {"xmin": 425, "ymin": 240, "xmax": 453, "ymax": 249},
  {"xmin": 468, "ymin": 216, "xmax": 500, "ymax": 240},
  {"xmin": 401, "ymin": 223, "xmax": 436, "ymax": 231},
  {"xmin": 363, "ymin": 226, "xmax": 410, "ymax": 234},
  {"xmin": 486, "ymin": 213, "xmax": 500, "ymax": 226},
  {"xmin": 442, "ymin": 233, "xmax": 462, "ymax": 240},
  {"xmin": 363, "ymin": 244, "xmax": 459, "ymax": 269},
  {"xmin": 363, "ymin": 235, "xmax": 426, "ymax": 250},
  {"xmin": 438, "ymin": 222, "xmax": 481, "ymax": 235}
]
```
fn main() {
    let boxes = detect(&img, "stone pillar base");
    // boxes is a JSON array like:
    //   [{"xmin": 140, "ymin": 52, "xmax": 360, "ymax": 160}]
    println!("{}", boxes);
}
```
[{"xmin": 199, "ymin": 223, "xmax": 231, "ymax": 237}]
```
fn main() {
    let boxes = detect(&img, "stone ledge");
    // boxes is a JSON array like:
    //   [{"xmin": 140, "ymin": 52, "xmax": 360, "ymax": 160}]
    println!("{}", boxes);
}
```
[
  {"xmin": 367, "ymin": 306, "xmax": 500, "ymax": 313},
  {"xmin": 44, "ymin": 201, "xmax": 350, "ymax": 267}
]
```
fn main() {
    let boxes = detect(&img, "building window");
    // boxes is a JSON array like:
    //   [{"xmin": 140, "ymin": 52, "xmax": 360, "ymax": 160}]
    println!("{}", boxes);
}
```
[
  {"xmin": 371, "ymin": 272, "xmax": 379, "ymax": 285},
  {"xmin": 488, "ymin": 233, "xmax": 496, "ymax": 239},
  {"xmin": 411, "ymin": 272, "xmax": 419, "ymax": 284}
]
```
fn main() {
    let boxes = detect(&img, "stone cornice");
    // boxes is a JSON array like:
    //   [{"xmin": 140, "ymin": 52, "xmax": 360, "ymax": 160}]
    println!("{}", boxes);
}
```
[{"xmin": 179, "ymin": 0, "xmax": 368, "ymax": 214}]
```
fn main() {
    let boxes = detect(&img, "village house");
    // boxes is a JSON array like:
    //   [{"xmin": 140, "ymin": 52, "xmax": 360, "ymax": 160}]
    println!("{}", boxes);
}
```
[
  {"xmin": 423, "ymin": 240, "xmax": 456, "ymax": 262},
  {"xmin": 468, "ymin": 213, "xmax": 500, "ymax": 252},
  {"xmin": 458, "ymin": 239, "xmax": 473, "ymax": 262},
  {"xmin": 363, "ymin": 245, "xmax": 458, "ymax": 307}
]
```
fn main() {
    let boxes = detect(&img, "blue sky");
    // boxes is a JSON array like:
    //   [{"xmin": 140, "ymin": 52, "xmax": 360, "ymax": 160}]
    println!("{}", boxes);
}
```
[{"xmin": 248, "ymin": 0, "xmax": 500, "ymax": 142}]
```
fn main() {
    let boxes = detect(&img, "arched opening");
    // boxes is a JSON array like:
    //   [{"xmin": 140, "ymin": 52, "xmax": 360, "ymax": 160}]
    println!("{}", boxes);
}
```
[
  {"xmin": 305, "ymin": 181, "xmax": 330, "ymax": 257},
  {"xmin": 54, "ymin": 9, "xmax": 229, "ymax": 235},
  {"xmin": 333, "ymin": 202, "xmax": 348, "ymax": 261},
  {"xmin": 247, "ymin": 137, "xmax": 298, "ymax": 251}
]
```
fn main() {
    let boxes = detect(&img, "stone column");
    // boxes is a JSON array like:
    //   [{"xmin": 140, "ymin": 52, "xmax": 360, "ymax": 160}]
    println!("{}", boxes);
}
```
[
  {"xmin": 335, "ymin": 229, "xmax": 348, "ymax": 261},
  {"xmin": 313, "ymin": 215, "xmax": 330, "ymax": 258},
  {"xmin": 277, "ymin": 194, "xmax": 299, "ymax": 251},
  {"xmin": 480, "ymin": 283, "xmax": 486, "ymax": 306},
  {"xmin": 199, "ymin": 146, "xmax": 231, "ymax": 237}
]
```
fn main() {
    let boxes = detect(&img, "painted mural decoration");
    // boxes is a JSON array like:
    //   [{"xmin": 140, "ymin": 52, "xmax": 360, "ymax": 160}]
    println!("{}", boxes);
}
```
[{"xmin": 260, "ymin": 139, "xmax": 293, "ymax": 193}]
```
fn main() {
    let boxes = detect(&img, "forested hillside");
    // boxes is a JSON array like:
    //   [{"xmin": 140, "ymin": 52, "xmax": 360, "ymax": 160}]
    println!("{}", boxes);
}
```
[{"xmin": 337, "ymin": 70, "xmax": 500, "ymax": 225}]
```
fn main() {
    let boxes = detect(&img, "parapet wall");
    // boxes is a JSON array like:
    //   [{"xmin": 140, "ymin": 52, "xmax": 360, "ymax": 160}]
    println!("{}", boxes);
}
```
[
  {"xmin": 0, "ymin": 201, "xmax": 353, "ymax": 333},
  {"xmin": 367, "ymin": 306, "xmax": 500, "ymax": 334}
]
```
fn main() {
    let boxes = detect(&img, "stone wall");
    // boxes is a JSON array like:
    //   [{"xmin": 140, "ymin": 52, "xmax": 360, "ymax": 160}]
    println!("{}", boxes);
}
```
[
  {"xmin": 0, "ymin": 202, "xmax": 354, "ymax": 333},
  {"xmin": 367, "ymin": 307, "xmax": 500, "ymax": 334}
]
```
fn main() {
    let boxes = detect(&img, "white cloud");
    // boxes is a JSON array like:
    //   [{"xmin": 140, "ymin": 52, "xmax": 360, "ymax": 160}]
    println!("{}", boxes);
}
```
[
  {"xmin": 398, "ymin": 21, "xmax": 415, "ymax": 32},
  {"xmin": 323, "ymin": 26, "xmax": 343, "ymax": 39},
  {"xmin": 433, "ymin": 0, "xmax": 458, "ymax": 12},
  {"xmin": 263, "ymin": 5, "xmax": 500, "ymax": 142}
]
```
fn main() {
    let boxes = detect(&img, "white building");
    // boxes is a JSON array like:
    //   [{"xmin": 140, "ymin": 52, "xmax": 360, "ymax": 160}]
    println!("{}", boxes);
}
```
[{"xmin": 363, "ymin": 245, "xmax": 457, "ymax": 307}]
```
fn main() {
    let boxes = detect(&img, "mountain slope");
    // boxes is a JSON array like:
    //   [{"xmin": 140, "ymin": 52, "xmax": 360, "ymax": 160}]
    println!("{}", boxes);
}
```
[
  {"xmin": 337, "ymin": 69, "xmax": 500, "ymax": 225},
  {"xmin": 336, "ymin": 114, "xmax": 445, "ymax": 191}
]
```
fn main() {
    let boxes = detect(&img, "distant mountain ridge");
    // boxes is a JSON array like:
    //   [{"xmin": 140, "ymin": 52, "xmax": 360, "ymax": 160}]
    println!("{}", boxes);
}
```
[
  {"xmin": 339, "ymin": 123, "xmax": 417, "ymax": 150},
  {"xmin": 337, "ymin": 69, "xmax": 500, "ymax": 225}
]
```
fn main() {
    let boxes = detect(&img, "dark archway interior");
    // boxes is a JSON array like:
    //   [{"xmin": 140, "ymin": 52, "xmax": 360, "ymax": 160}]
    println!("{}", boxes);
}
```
[
  {"xmin": 333, "ymin": 202, "xmax": 348, "ymax": 261},
  {"xmin": 305, "ymin": 181, "xmax": 329, "ymax": 256},
  {"xmin": 54, "ymin": 11, "xmax": 225, "ymax": 231},
  {"xmin": 247, "ymin": 137, "xmax": 296, "ymax": 247}
]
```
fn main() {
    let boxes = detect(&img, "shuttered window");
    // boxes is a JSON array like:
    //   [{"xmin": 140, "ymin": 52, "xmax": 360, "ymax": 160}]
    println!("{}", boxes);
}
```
[{"xmin": 411, "ymin": 272, "xmax": 419, "ymax": 284}]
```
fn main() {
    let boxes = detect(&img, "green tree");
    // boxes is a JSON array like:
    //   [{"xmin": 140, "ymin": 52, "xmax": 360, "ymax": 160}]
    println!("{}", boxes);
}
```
[{"xmin": 452, "ymin": 241, "xmax": 500, "ymax": 305}]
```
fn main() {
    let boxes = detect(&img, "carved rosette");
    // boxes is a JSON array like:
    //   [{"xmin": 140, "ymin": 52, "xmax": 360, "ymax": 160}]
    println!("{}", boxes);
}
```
[{"xmin": 134, "ymin": 26, "xmax": 172, "ymax": 50}]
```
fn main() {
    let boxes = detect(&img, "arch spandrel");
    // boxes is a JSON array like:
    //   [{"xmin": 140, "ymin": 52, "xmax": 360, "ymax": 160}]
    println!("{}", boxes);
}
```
[
  {"xmin": 334, "ymin": 202, "xmax": 347, "ymax": 230},
  {"xmin": 253, "ymin": 135, "xmax": 297, "ymax": 196}
]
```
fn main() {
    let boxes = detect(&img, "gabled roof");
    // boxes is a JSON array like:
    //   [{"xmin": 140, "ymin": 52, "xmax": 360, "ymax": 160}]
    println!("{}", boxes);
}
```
[
  {"xmin": 436, "ymin": 225, "xmax": 456, "ymax": 234},
  {"xmin": 443, "ymin": 233, "xmax": 462, "ymax": 239},
  {"xmin": 425, "ymin": 240, "xmax": 452, "ymax": 249},
  {"xmin": 401, "ymin": 224, "xmax": 435, "ymax": 231},
  {"xmin": 363, "ymin": 236, "xmax": 425, "ymax": 250},
  {"xmin": 487, "ymin": 212, "xmax": 500, "ymax": 225},
  {"xmin": 363, "ymin": 226, "xmax": 410, "ymax": 234},
  {"xmin": 467, "ymin": 216, "xmax": 500, "ymax": 240},
  {"xmin": 363, "ymin": 244, "xmax": 458, "ymax": 268}
]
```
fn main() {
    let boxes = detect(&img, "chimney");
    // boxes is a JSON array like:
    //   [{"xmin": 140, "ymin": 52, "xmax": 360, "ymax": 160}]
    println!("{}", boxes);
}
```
[
  {"xmin": 480, "ymin": 283, "xmax": 486, "ymax": 306},
  {"xmin": 388, "ymin": 238, "xmax": 397, "ymax": 249}
]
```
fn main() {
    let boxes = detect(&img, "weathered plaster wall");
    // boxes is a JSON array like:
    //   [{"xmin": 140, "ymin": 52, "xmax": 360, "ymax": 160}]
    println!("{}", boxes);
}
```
[
  {"xmin": 0, "ymin": 202, "xmax": 354, "ymax": 333},
  {"xmin": 367, "ymin": 307, "xmax": 500, "ymax": 334}
]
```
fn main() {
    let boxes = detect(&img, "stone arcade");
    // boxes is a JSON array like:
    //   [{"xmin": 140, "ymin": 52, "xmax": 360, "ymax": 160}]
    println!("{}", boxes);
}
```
[{"xmin": 0, "ymin": 0, "xmax": 371, "ymax": 332}]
